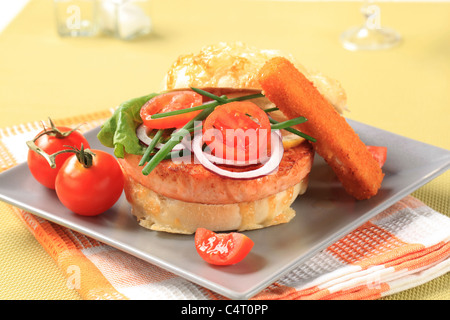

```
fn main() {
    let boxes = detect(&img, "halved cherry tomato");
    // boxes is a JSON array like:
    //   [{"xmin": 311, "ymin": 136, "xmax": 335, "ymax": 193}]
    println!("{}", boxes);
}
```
[
  {"xmin": 55, "ymin": 148, "xmax": 124, "ymax": 216},
  {"xmin": 27, "ymin": 125, "xmax": 90, "ymax": 189},
  {"xmin": 202, "ymin": 101, "xmax": 271, "ymax": 162},
  {"xmin": 194, "ymin": 228, "xmax": 254, "ymax": 266},
  {"xmin": 367, "ymin": 145, "xmax": 387, "ymax": 167},
  {"xmin": 140, "ymin": 91, "xmax": 203, "ymax": 129}
]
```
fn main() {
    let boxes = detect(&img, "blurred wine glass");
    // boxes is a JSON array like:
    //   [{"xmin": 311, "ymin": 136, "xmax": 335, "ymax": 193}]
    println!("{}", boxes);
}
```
[{"xmin": 340, "ymin": 1, "xmax": 401, "ymax": 51}]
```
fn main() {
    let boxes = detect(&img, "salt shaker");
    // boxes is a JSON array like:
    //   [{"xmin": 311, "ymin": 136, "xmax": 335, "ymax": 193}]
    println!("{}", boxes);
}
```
[{"xmin": 98, "ymin": 0, "xmax": 152, "ymax": 40}]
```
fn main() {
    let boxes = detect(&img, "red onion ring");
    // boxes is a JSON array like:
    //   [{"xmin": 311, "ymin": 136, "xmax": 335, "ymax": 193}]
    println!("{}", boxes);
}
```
[
  {"xmin": 198, "ymin": 151, "xmax": 270, "ymax": 167},
  {"xmin": 192, "ymin": 130, "xmax": 284, "ymax": 179},
  {"xmin": 136, "ymin": 124, "xmax": 185, "ymax": 152},
  {"xmin": 194, "ymin": 130, "xmax": 280, "ymax": 167}
]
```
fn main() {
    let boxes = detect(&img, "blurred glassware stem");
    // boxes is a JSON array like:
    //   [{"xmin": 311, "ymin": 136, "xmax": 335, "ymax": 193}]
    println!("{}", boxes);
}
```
[
  {"xmin": 340, "ymin": 1, "xmax": 401, "ymax": 51},
  {"xmin": 99, "ymin": 0, "xmax": 152, "ymax": 40}
]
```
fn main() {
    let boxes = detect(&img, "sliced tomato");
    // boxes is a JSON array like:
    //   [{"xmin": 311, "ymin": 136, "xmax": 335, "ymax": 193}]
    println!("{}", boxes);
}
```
[
  {"xmin": 367, "ymin": 145, "xmax": 387, "ymax": 167},
  {"xmin": 194, "ymin": 228, "xmax": 254, "ymax": 266},
  {"xmin": 202, "ymin": 101, "xmax": 271, "ymax": 162},
  {"xmin": 140, "ymin": 91, "xmax": 203, "ymax": 129}
]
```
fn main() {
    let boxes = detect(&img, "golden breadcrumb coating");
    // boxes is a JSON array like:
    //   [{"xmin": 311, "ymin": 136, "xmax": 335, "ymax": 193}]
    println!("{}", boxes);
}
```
[{"xmin": 258, "ymin": 57, "xmax": 384, "ymax": 200}]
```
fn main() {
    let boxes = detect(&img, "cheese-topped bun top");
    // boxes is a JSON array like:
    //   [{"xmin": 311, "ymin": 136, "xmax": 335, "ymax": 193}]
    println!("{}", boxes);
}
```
[{"xmin": 161, "ymin": 42, "xmax": 348, "ymax": 114}]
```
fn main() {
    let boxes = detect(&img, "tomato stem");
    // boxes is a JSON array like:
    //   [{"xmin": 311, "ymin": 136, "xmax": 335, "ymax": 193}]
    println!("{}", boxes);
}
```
[
  {"xmin": 26, "ymin": 118, "xmax": 87, "ymax": 168},
  {"xmin": 74, "ymin": 144, "xmax": 96, "ymax": 168},
  {"xmin": 26, "ymin": 141, "xmax": 95, "ymax": 169},
  {"xmin": 26, "ymin": 140, "xmax": 59, "ymax": 168},
  {"xmin": 32, "ymin": 118, "xmax": 84, "ymax": 141}
]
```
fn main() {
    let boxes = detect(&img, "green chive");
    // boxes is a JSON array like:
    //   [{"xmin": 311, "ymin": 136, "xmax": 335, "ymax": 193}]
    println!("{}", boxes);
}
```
[
  {"xmin": 227, "ymin": 93, "xmax": 264, "ymax": 102},
  {"xmin": 190, "ymin": 87, "xmax": 228, "ymax": 103},
  {"xmin": 162, "ymin": 149, "xmax": 186, "ymax": 160},
  {"xmin": 191, "ymin": 87, "xmax": 264, "ymax": 103},
  {"xmin": 150, "ymin": 100, "xmax": 220, "ymax": 119},
  {"xmin": 150, "ymin": 91, "xmax": 264, "ymax": 119},
  {"xmin": 139, "ymin": 129, "xmax": 163, "ymax": 166},
  {"xmin": 263, "ymin": 107, "xmax": 279, "ymax": 113},
  {"xmin": 142, "ymin": 105, "xmax": 216, "ymax": 175},
  {"xmin": 270, "ymin": 116, "xmax": 308, "ymax": 130},
  {"xmin": 269, "ymin": 118, "xmax": 316, "ymax": 142}
]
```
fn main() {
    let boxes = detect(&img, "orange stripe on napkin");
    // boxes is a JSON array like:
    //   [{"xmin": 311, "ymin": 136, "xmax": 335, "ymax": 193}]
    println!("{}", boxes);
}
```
[
  {"xmin": 327, "ymin": 221, "xmax": 415, "ymax": 268},
  {"xmin": 255, "ymin": 282, "xmax": 389, "ymax": 300},
  {"xmin": 387, "ymin": 241, "xmax": 450, "ymax": 271},
  {"xmin": 13, "ymin": 207, "xmax": 128, "ymax": 300},
  {"xmin": 324, "ymin": 283, "xmax": 390, "ymax": 300}
]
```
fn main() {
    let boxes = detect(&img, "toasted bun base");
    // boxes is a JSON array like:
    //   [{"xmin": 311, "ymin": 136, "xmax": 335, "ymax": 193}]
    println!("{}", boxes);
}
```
[{"xmin": 123, "ymin": 175, "xmax": 309, "ymax": 234}]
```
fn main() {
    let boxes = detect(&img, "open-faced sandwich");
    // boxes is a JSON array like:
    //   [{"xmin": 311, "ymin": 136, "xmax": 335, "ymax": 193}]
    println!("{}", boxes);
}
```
[{"xmin": 97, "ymin": 42, "xmax": 384, "ymax": 234}]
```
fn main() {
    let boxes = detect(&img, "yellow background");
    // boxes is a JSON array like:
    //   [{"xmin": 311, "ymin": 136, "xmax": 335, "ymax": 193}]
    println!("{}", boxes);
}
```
[{"xmin": 0, "ymin": 0, "xmax": 448, "ymax": 299}]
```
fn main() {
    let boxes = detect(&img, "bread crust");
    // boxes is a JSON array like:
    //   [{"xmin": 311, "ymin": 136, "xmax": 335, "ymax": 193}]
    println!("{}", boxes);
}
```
[
  {"xmin": 162, "ymin": 42, "xmax": 347, "ymax": 114},
  {"xmin": 123, "ymin": 174, "xmax": 309, "ymax": 234}
]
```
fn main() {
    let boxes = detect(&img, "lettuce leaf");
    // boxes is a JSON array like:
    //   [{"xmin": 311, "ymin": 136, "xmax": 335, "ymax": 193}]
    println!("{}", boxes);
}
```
[{"xmin": 97, "ymin": 92, "xmax": 159, "ymax": 158}]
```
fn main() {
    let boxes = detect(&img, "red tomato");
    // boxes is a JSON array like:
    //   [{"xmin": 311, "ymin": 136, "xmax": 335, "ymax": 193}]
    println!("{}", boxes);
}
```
[
  {"xmin": 55, "ymin": 149, "xmax": 124, "ymax": 216},
  {"xmin": 194, "ymin": 228, "xmax": 254, "ymax": 266},
  {"xmin": 367, "ymin": 145, "xmax": 387, "ymax": 167},
  {"xmin": 140, "ymin": 91, "xmax": 203, "ymax": 129},
  {"xmin": 202, "ymin": 101, "xmax": 271, "ymax": 162},
  {"xmin": 27, "ymin": 126, "xmax": 90, "ymax": 189}
]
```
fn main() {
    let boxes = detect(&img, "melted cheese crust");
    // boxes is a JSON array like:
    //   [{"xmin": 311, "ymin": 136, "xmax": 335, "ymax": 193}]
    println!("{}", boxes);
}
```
[{"xmin": 162, "ymin": 42, "xmax": 347, "ymax": 114}]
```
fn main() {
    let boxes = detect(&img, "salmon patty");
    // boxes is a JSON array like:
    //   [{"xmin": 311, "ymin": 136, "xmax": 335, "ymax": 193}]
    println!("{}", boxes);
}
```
[{"xmin": 118, "ymin": 141, "xmax": 314, "ymax": 205}]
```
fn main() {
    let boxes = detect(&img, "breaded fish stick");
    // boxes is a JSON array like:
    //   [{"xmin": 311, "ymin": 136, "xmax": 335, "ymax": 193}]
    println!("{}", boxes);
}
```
[{"xmin": 258, "ymin": 57, "xmax": 383, "ymax": 200}]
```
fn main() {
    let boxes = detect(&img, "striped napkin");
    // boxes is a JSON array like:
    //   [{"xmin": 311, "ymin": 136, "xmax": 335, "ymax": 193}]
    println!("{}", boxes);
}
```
[{"xmin": 1, "ymin": 112, "xmax": 449, "ymax": 300}]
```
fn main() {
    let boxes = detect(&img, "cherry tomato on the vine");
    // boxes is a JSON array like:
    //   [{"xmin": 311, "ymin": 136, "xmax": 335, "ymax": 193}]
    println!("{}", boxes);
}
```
[
  {"xmin": 194, "ymin": 228, "xmax": 254, "ymax": 266},
  {"xmin": 55, "ymin": 148, "xmax": 124, "ymax": 216},
  {"xmin": 27, "ymin": 125, "xmax": 90, "ymax": 189}
]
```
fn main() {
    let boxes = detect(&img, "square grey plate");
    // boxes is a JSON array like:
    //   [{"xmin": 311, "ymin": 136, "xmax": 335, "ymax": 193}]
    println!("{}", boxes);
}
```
[{"xmin": 0, "ymin": 119, "xmax": 449, "ymax": 300}]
